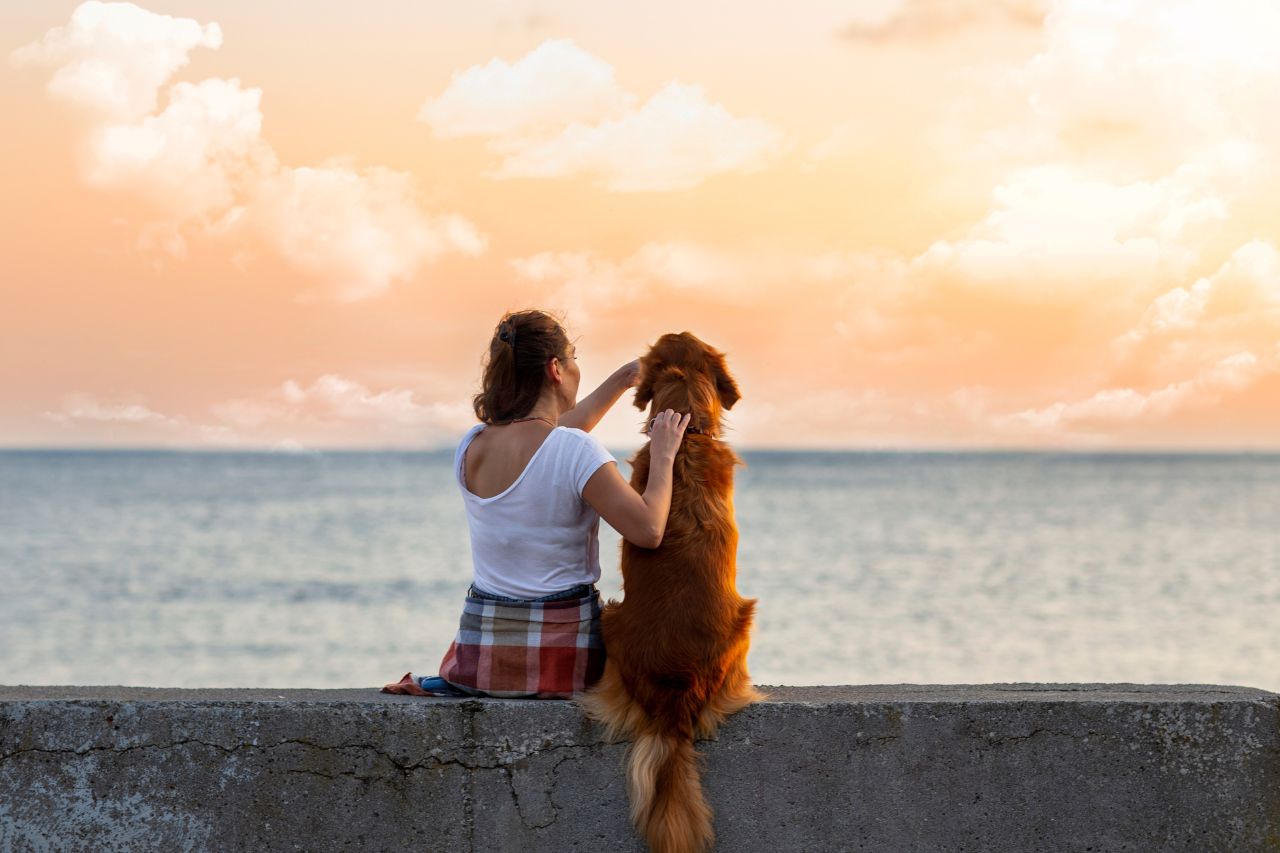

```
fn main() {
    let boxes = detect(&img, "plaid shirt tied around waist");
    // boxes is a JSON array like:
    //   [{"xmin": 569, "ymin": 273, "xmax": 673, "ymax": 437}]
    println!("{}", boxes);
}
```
[{"xmin": 437, "ymin": 587, "xmax": 605, "ymax": 699}]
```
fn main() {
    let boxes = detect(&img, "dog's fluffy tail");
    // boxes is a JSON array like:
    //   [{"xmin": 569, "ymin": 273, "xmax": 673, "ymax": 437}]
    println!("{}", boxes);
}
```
[
  {"xmin": 629, "ymin": 730, "xmax": 712, "ymax": 853},
  {"xmin": 578, "ymin": 665, "xmax": 714, "ymax": 853}
]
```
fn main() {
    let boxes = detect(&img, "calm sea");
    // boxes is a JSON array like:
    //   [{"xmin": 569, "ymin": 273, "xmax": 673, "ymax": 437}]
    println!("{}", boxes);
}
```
[{"xmin": 1, "ymin": 449, "xmax": 1277, "ymax": 692}]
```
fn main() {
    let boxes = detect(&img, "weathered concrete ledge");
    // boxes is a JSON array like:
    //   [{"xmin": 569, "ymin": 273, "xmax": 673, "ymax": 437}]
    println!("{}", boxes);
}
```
[{"xmin": 1, "ymin": 684, "xmax": 1277, "ymax": 852}]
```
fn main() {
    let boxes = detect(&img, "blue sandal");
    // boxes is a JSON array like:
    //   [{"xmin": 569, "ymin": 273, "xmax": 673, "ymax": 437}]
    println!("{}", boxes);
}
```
[{"xmin": 418, "ymin": 675, "xmax": 469, "ymax": 696}]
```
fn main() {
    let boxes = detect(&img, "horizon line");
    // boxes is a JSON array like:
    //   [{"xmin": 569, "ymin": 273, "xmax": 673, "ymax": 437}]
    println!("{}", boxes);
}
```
[{"xmin": 3, "ymin": 444, "xmax": 1280, "ymax": 456}]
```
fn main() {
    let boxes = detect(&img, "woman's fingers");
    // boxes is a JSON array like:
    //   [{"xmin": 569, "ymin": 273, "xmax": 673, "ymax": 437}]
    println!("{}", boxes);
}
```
[
  {"xmin": 648, "ymin": 409, "xmax": 690, "ymax": 439},
  {"xmin": 647, "ymin": 408, "xmax": 683, "ymax": 432}
]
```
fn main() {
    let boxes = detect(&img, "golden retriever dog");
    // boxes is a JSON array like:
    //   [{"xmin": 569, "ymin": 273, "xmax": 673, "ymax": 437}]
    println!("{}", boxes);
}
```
[{"xmin": 579, "ymin": 331, "xmax": 764, "ymax": 853}]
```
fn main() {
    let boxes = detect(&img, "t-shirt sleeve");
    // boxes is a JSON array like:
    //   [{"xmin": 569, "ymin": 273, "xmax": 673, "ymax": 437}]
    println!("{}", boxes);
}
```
[
  {"xmin": 571, "ymin": 431, "xmax": 617, "ymax": 495},
  {"xmin": 454, "ymin": 423, "xmax": 484, "ymax": 493}
]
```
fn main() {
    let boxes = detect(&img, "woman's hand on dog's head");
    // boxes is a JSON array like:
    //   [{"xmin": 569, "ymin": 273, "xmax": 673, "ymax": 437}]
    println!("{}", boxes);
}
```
[
  {"xmin": 614, "ymin": 359, "xmax": 641, "ymax": 388},
  {"xmin": 647, "ymin": 409, "xmax": 692, "ymax": 461}
]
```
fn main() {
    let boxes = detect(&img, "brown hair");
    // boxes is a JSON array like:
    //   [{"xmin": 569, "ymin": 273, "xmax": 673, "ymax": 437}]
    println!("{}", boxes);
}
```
[{"xmin": 472, "ymin": 310, "xmax": 572, "ymax": 424}]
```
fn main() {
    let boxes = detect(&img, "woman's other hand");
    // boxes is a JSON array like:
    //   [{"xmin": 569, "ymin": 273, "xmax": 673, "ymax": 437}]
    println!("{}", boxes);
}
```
[
  {"xmin": 614, "ymin": 359, "xmax": 640, "ymax": 389},
  {"xmin": 647, "ymin": 409, "xmax": 692, "ymax": 462}
]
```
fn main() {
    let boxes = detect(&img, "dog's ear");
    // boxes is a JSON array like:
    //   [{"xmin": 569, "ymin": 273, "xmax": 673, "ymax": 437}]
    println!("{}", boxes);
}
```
[
  {"xmin": 710, "ymin": 351, "xmax": 741, "ymax": 410},
  {"xmin": 633, "ymin": 359, "xmax": 655, "ymax": 410},
  {"xmin": 634, "ymin": 362, "xmax": 689, "ymax": 410}
]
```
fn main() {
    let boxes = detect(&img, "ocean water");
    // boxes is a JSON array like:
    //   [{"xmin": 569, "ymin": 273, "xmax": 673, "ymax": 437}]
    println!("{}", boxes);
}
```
[{"xmin": 1, "ymin": 449, "xmax": 1277, "ymax": 692}]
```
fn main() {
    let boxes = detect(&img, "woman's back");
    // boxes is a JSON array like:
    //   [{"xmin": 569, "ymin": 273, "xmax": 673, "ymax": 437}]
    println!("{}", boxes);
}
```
[
  {"xmin": 456, "ymin": 422, "xmax": 616, "ymax": 599},
  {"xmin": 463, "ymin": 423, "xmax": 557, "ymax": 499}
]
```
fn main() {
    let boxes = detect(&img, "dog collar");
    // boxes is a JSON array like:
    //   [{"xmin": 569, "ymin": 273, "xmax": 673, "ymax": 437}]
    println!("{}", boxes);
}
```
[{"xmin": 647, "ymin": 418, "xmax": 711, "ymax": 437}]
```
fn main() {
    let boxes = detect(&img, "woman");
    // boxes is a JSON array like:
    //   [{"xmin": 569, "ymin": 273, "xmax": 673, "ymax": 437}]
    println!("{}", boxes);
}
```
[{"xmin": 383, "ymin": 309, "xmax": 690, "ymax": 698}]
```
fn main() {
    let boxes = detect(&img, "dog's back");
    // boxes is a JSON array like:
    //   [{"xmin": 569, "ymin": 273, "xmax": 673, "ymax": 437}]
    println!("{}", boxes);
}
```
[
  {"xmin": 582, "ymin": 433, "xmax": 762, "ymax": 853},
  {"xmin": 608, "ymin": 437, "xmax": 753, "ymax": 701}
]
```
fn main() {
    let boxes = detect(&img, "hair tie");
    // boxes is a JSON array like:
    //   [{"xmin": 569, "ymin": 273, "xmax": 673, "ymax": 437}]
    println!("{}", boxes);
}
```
[{"xmin": 498, "ymin": 323, "xmax": 516, "ymax": 349}]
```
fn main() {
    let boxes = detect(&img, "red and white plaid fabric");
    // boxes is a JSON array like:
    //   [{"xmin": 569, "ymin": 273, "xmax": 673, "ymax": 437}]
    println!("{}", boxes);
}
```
[{"xmin": 435, "ymin": 588, "xmax": 605, "ymax": 699}]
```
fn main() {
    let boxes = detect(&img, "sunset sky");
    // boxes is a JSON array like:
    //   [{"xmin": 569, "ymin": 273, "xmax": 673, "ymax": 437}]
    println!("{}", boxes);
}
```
[{"xmin": 3, "ymin": 0, "xmax": 1279, "ymax": 450}]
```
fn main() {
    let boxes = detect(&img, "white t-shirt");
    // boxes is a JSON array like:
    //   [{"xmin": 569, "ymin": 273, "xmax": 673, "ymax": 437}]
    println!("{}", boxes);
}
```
[{"xmin": 455, "ymin": 423, "xmax": 618, "ymax": 599}]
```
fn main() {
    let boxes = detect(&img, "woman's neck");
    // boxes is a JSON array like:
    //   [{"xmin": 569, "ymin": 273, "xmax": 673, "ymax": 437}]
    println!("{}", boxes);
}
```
[{"xmin": 520, "ymin": 398, "xmax": 561, "ymax": 425}]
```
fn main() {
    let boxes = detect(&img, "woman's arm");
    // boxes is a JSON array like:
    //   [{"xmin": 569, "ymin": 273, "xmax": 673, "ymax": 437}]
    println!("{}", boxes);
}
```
[
  {"xmin": 582, "ymin": 409, "xmax": 690, "ymax": 548},
  {"xmin": 559, "ymin": 360, "xmax": 639, "ymax": 433}
]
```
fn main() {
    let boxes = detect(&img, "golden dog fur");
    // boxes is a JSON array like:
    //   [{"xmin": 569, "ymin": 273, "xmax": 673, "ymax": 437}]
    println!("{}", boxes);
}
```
[{"xmin": 578, "ymin": 332, "xmax": 764, "ymax": 853}]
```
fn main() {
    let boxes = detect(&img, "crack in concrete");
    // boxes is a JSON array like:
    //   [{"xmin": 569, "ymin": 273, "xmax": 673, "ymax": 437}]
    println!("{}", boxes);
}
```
[
  {"xmin": 1, "ymin": 723, "xmax": 614, "ymax": 853},
  {"xmin": 501, "ymin": 765, "xmax": 540, "ymax": 832},
  {"xmin": 1, "ymin": 736, "xmax": 263, "ymax": 762},
  {"xmin": 501, "ymin": 746, "xmax": 593, "ymax": 833},
  {"xmin": 283, "ymin": 766, "xmax": 378, "ymax": 786},
  {"xmin": 3, "ymin": 693, "xmax": 1278, "ymax": 851},
  {"xmin": 538, "ymin": 747, "xmax": 588, "ymax": 832},
  {"xmin": 462, "ymin": 703, "xmax": 477, "ymax": 853},
  {"xmin": 0, "ymin": 735, "xmax": 596, "ymax": 777}
]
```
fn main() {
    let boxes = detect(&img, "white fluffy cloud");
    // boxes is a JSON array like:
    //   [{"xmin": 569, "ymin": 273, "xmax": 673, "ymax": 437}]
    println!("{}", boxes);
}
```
[
  {"xmin": 277, "ymin": 374, "xmax": 472, "ymax": 427},
  {"xmin": 1108, "ymin": 240, "xmax": 1280, "ymax": 388},
  {"xmin": 13, "ymin": 1, "xmax": 485, "ymax": 300},
  {"xmin": 511, "ymin": 240, "xmax": 856, "ymax": 323},
  {"xmin": 211, "ymin": 374, "xmax": 476, "ymax": 446},
  {"xmin": 42, "ymin": 392, "xmax": 183, "ymax": 428},
  {"xmin": 418, "ymin": 38, "xmax": 633, "ymax": 137},
  {"xmin": 43, "ymin": 374, "xmax": 477, "ymax": 448},
  {"xmin": 488, "ymin": 81, "xmax": 787, "ymax": 191},
  {"xmin": 84, "ymin": 77, "xmax": 273, "ymax": 219},
  {"xmin": 806, "ymin": 0, "xmax": 1280, "ymax": 357},
  {"xmin": 995, "ymin": 348, "xmax": 1280, "ymax": 438},
  {"xmin": 1114, "ymin": 240, "xmax": 1280, "ymax": 356},
  {"xmin": 907, "ymin": 162, "xmax": 1227, "ymax": 304},
  {"xmin": 40, "ymin": 391, "xmax": 249, "ymax": 447},
  {"xmin": 806, "ymin": 0, "xmax": 1280, "ymax": 443},
  {"xmin": 982, "ymin": 237, "xmax": 1280, "ymax": 439},
  {"xmin": 235, "ymin": 163, "xmax": 487, "ymax": 303},
  {"xmin": 10, "ymin": 0, "xmax": 221, "ymax": 121},
  {"xmin": 511, "ymin": 214, "xmax": 1280, "ymax": 442},
  {"xmin": 1021, "ymin": 0, "xmax": 1280, "ymax": 171},
  {"xmin": 419, "ymin": 39, "xmax": 788, "ymax": 191}
]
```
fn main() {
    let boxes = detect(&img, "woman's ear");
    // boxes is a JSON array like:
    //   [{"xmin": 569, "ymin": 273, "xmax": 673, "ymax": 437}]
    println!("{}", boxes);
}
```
[{"xmin": 710, "ymin": 351, "xmax": 741, "ymax": 410}]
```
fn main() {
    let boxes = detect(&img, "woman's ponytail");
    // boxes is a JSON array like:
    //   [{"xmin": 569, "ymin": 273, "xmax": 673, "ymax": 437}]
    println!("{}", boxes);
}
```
[{"xmin": 472, "ymin": 310, "xmax": 571, "ymax": 424}]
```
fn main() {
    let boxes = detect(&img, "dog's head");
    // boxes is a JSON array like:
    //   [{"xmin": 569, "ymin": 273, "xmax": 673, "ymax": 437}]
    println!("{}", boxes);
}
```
[{"xmin": 633, "ymin": 332, "xmax": 740, "ymax": 436}]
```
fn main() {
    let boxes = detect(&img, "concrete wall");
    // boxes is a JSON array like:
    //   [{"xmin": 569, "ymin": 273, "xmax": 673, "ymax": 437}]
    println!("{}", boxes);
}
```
[{"xmin": 1, "ymin": 683, "xmax": 1278, "ymax": 852}]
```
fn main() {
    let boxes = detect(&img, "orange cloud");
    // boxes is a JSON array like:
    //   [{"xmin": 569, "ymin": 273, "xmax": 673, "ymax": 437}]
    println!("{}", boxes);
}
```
[
  {"xmin": 837, "ymin": 0, "xmax": 1047, "ymax": 42},
  {"xmin": 9, "ymin": 0, "xmax": 1280, "ymax": 449},
  {"xmin": 41, "ymin": 373, "xmax": 477, "ymax": 450}
]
